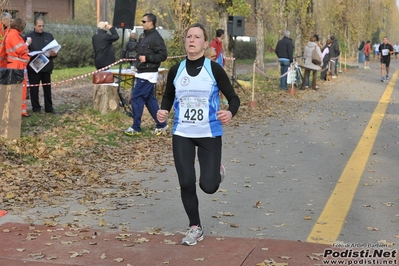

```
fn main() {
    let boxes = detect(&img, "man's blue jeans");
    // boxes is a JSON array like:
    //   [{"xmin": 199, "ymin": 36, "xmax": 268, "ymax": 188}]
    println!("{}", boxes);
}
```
[{"xmin": 279, "ymin": 59, "xmax": 291, "ymax": 90}]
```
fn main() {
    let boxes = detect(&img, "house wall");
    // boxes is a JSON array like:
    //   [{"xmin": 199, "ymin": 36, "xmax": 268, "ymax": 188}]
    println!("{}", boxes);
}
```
[{"xmin": 8, "ymin": 0, "xmax": 73, "ymax": 22}]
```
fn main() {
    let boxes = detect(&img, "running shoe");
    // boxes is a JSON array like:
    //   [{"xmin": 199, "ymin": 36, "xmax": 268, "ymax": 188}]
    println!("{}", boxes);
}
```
[
  {"xmin": 181, "ymin": 225, "xmax": 204, "ymax": 246},
  {"xmin": 381, "ymin": 77, "xmax": 385, "ymax": 82},
  {"xmin": 124, "ymin": 127, "xmax": 141, "ymax": 136},
  {"xmin": 386, "ymin": 75, "xmax": 389, "ymax": 81},
  {"xmin": 220, "ymin": 164, "xmax": 226, "ymax": 183},
  {"xmin": 154, "ymin": 125, "xmax": 169, "ymax": 136}
]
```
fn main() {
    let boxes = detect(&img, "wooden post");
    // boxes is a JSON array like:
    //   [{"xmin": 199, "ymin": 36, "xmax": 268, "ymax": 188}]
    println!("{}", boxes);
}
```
[
  {"xmin": 249, "ymin": 60, "xmax": 257, "ymax": 107},
  {"xmin": 0, "ymin": 84, "xmax": 23, "ymax": 139}
]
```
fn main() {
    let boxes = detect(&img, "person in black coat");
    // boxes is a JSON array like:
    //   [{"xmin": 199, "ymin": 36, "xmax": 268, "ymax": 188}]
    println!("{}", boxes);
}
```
[
  {"xmin": 26, "ymin": 17, "xmax": 58, "ymax": 114},
  {"xmin": 92, "ymin": 21, "xmax": 119, "ymax": 70}
]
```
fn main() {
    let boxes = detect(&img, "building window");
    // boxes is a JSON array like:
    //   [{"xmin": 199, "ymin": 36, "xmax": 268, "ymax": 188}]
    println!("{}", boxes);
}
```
[
  {"xmin": 4, "ymin": 10, "xmax": 18, "ymax": 19},
  {"xmin": 34, "ymin": 12, "xmax": 48, "ymax": 20}
]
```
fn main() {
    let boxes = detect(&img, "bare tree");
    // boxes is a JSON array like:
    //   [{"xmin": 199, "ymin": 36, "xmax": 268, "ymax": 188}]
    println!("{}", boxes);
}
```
[{"xmin": 255, "ymin": 0, "xmax": 265, "ymax": 71}]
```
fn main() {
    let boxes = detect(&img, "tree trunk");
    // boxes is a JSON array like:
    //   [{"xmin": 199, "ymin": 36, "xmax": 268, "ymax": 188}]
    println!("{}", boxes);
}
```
[
  {"xmin": 93, "ymin": 84, "xmax": 120, "ymax": 114},
  {"xmin": 255, "ymin": 0, "xmax": 265, "ymax": 71},
  {"xmin": 219, "ymin": 8, "xmax": 233, "ymax": 79},
  {"xmin": 278, "ymin": 0, "xmax": 288, "ymax": 35},
  {"xmin": 295, "ymin": 16, "xmax": 302, "ymax": 57}
]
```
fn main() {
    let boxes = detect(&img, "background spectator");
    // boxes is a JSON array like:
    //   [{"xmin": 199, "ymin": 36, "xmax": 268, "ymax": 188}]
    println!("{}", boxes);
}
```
[
  {"xmin": 301, "ymin": 35, "xmax": 322, "ymax": 90},
  {"xmin": 209, "ymin": 29, "xmax": 225, "ymax": 67},
  {"xmin": 123, "ymin": 31, "xmax": 138, "ymax": 67},
  {"xmin": 26, "ymin": 17, "xmax": 58, "ymax": 114},
  {"xmin": 363, "ymin": 40, "xmax": 371, "ymax": 69},
  {"xmin": 124, "ymin": 13, "xmax": 168, "ymax": 136},
  {"xmin": 275, "ymin": 30, "xmax": 293, "ymax": 91},
  {"xmin": 92, "ymin": 21, "xmax": 119, "ymax": 70}
]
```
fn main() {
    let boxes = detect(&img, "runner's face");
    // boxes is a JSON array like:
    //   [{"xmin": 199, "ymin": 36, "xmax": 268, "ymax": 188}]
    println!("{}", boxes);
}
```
[
  {"xmin": 185, "ymin": 27, "xmax": 208, "ymax": 60},
  {"xmin": 383, "ymin": 38, "xmax": 388, "ymax": 44}
]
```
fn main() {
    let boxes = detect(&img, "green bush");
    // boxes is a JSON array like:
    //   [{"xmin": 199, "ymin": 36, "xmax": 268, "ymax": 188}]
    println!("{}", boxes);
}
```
[
  {"xmin": 234, "ymin": 41, "xmax": 256, "ymax": 60},
  {"xmin": 53, "ymin": 34, "xmax": 129, "ymax": 69},
  {"xmin": 54, "ymin": 34, "xmax": 95, "ymax": 68}
]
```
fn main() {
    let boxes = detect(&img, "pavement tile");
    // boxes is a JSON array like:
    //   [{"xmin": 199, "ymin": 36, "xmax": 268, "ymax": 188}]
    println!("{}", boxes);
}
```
[{"xmin": 0, "ymin": 222, "xmax": 331, "ymax": 266}]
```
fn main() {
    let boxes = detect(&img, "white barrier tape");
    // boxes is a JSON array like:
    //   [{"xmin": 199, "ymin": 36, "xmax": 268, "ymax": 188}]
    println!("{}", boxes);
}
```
[
  {"xmin": 25, "ymin": 55, "xmax": 188, "ymax": 88},
  {"xmin": 254, "ymin": 60, "xmax": 333, "ymax": 81},
  {"xmin": 254, "ymin": 65, "xmax": 280, "ymax": 79},
  {"xmin": 25, "ymin": 53, "xmax": 332, "ymax": 88}
]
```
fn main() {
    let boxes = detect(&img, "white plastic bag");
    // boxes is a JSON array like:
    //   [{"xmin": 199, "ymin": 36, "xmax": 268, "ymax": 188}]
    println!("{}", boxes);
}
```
[{"xmin": 287, "ymin": 68, "xmax": 295, "ymax": 84}]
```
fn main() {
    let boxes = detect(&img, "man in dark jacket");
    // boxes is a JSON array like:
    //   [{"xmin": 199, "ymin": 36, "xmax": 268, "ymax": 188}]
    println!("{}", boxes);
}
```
[
  {"xmin": 26, "ymin": 17, "xmax": 58, "ymax": 114},
  {"xmin": 124, "ymin": 13, "xmax": 168, "ymax": 136},
  {"xmin": 329, "ymin": 36, "xmax": 340, "ymax": 78},
  {"xmin": 275, "ymin": 30, "xmax": 293, "ymax": 90},
  {"xmin": 92, "ymin": 21, "xmax": 119, "ymax": 70}
]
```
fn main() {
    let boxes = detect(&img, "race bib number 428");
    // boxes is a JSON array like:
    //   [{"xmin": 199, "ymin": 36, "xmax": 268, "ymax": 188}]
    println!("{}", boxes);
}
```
[{"xmin": 179, "ymin": 97, "xmax": 209, "ymax": 123}]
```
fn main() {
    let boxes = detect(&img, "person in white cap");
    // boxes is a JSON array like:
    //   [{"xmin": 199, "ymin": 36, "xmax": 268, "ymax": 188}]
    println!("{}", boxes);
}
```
[{"xmin": 92, "ymin": 21, "xmax": 119, "ymax": 70}]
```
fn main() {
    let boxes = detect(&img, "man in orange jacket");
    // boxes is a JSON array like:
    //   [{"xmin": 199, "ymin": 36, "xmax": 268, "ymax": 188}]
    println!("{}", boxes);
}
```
[
  {"xmin": 5, "ymin": 18, "xmax": 31, "ymax": 117},
  {"xmin": 0, "ymin": 12, "xmax": 12, "ymax": 68}
]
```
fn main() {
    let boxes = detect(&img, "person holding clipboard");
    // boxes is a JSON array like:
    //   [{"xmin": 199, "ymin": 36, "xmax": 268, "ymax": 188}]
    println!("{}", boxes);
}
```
[{"xmin": 26, "ymin": 16, "xmax": 58, "ymax": 114}]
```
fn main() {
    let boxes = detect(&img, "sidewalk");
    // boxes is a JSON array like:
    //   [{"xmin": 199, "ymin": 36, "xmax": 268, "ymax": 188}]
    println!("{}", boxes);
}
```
[{"xmin": 0, "ymin": 222, "xmax": 329, "ymax": 266}]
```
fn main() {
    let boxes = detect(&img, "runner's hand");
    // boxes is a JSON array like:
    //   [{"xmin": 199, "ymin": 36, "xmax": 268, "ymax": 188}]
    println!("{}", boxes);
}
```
[
  {"xmin": 217, "ymin": 110, "xmax": 232, "ymax": 125},
  {"xmin": 157, "ymin": 110, "xmax": 169, "ymax": 123}
]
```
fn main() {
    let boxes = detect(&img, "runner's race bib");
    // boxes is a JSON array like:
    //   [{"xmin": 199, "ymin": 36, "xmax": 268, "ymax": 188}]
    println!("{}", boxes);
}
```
[
  {"xmin": 179, "ymin": 97, "xmax": 209, "ymax": 125},
  {"xmin": 382, "ymin": 49, "xmax": 389, "ymax": 56}
]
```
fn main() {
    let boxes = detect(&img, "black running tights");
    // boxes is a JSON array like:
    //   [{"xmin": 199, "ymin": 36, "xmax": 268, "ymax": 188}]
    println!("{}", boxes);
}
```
[{"xmin": 172, "ymin": 135, "xmax": 222, "ymax": 227}]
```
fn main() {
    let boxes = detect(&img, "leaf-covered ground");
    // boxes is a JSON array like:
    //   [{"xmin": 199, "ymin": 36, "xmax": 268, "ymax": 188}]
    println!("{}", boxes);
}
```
[{"xmin": 0, "ymin": 65, "xmax": 325, "ymax": 214}]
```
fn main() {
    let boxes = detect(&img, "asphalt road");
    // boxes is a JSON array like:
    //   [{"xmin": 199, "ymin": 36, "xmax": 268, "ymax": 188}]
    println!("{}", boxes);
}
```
[{"xmin": 1, "ymin": 58, "xmax": 398, "ymax": 249}]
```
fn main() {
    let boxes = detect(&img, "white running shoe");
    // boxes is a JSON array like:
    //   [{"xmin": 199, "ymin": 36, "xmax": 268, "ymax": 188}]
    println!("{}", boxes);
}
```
[
  {"xmin": 154, "ymin": 125, "xmax": 169, "ymax": 136},
  {"xmin": 124, "ymin": 127, "xmax": 141, "ymax": 136},
  {"xmin": 181, "ymin": 225, "xmax": 204, "ymax": 246},
  {"xmin": 220, "ymin": 164, "xmax": 226, "ymax": 183}
]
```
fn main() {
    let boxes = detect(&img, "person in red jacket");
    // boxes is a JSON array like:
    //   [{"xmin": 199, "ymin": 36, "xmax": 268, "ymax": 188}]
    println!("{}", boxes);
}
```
[
  {"xmin": 363, "ymin": 40, "xmax": 371, "ymax": 69},
  {"xmin": 209, "ymin": 29, "xmax": 225, "ymax": 67},
  {"xmin": 0, "ymin": 12, "xmax": 12, "ymax": 68},
  {"xmin": 5, "ymin": 18, "xmax": 31, "ymax": 117}
]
